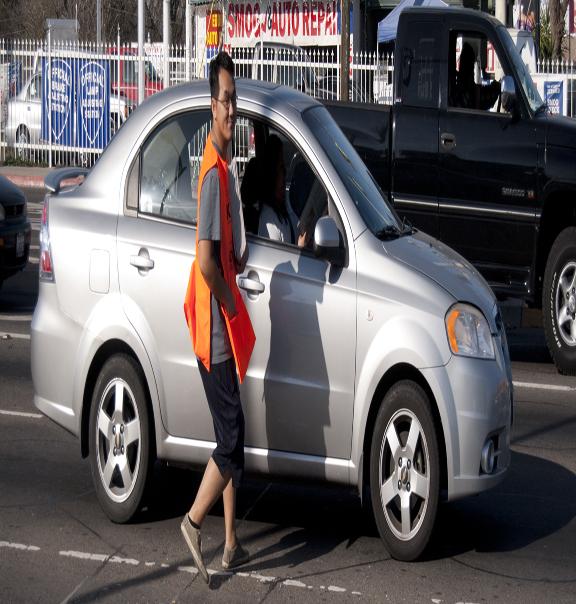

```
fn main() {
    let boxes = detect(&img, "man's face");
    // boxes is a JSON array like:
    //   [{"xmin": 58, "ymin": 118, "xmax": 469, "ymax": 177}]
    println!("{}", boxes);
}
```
[{"xmin": 211, "ymin": 68, "xmax": 236, "ymax": 147}]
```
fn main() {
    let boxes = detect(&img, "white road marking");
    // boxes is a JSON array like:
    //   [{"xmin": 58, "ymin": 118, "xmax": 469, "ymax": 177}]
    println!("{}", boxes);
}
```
[
  {"xmin": 513, "ymin": 381, "xmax": 576, "ymax": 392},
  {"xmin": 0, "ymin": 332, "xmax": 31, "ymax": 340},
  {"xmin": 0, "ymin": 409, "xmax": 43, "ymax": 419},
  {"xmin": 0, "ymin": 314, "xmax": 33, "ymax": 321},
  {"xmin": 2, "ymin": 543, "xmax": 360, "ymax": 596},
  {"xmin": 0, "ymin": 540, "xmax": 40, "ymax": 551}
]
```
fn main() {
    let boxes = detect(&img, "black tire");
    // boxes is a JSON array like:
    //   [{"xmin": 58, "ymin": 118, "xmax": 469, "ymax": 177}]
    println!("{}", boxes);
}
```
[
  {"xmin": 369, "ymin": 380, "xmax": 440, "ymax": 561},
  {"xmin": 543, "ymin": 227, "xmax": 576, "ymax": 376},
  {"xmin": 89, "ymin": 354, "xmax": 154, "ymax": 523}
]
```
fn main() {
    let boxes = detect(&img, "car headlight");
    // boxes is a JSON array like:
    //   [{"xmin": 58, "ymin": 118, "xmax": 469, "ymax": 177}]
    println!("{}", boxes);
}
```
[
  {"xmin": 0, "ymin": 204, "xmax": 5, "ymax": 221},
  {"xmin": 445, "ymin": 303, "xmax": 495, "ymax": 359}
]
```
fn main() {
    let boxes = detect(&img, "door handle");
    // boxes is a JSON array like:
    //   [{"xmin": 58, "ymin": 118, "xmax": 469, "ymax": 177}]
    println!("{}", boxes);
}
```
[
  {"xmin": 440, "ymin": 132, "xmax": 456, "ymax": 150},
  {"xmin": 130, "ymin": 248, "xmax": 155, "ymax": 273},
  {"xmin": 238, "ymin": 276, "xmax": 265, "ymax": 294}
]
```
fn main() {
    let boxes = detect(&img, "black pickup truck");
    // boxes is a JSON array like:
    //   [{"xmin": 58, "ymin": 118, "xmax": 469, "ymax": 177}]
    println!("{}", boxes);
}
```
[{"xmin": 327, "ymin": 7, "xmax": 576, "ymax": 375}]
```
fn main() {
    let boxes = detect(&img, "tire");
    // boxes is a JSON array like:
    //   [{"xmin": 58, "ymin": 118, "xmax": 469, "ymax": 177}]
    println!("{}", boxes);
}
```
[
  {"xmin": 543, "ymin": 227, "xmax": 576, "ymax": 376},
  {"xmin": 89, "ymin": 354, "xmax": 153, "ymax": 523},
  {"xmin": 15, "ymin": 126, "xmax": 30, "ymax": 160},
  {"xmin": 369, "ymin": 380, "xmax": 440, "ymax": 561}
]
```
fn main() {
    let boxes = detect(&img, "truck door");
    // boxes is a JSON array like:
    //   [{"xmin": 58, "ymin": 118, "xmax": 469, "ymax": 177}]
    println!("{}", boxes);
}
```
[
  {"xmin": 391, "ymin": 20, "xmax": 442, "ymax": 237},
  {"xmin": 438, "ymin": 27, "xmax": 539, "ymax": 297}
]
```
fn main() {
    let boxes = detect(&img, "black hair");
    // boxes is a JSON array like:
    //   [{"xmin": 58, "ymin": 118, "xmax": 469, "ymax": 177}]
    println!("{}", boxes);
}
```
[{"xmin": 209, "ymin": 51, "xmax": 235, "ymax": 99}]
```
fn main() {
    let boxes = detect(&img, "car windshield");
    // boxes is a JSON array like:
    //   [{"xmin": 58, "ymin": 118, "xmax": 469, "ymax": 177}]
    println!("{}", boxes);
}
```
[
  {"xmin": 497, "ymin": 26, "xmax": 544, "ymax": 113},
  {"xmin": 302, "ymin": 106, "xmax": 401, "ymax": 234}
]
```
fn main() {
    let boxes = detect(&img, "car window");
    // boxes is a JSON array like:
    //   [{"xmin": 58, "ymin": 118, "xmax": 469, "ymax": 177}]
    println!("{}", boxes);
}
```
[
  {"xmin": 139, "ymin": 110, "xmax": 211, "ymax": 224},
  {"xmin": 303, "ymin": 105, "xmax": 400, "ymax": 235},
  {"xmin": 448, "ymin": 30, "xmax": 509, "ymax": 113}
]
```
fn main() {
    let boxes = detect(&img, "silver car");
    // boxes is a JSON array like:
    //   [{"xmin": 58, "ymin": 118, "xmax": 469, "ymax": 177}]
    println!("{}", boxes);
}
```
[{"xmin": 31, "ymin": 79, "xmax": 512, "ymax": 561}]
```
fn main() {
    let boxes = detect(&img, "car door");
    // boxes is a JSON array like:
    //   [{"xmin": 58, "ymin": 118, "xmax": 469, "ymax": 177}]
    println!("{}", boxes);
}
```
[
  {"xmin": 438, "ymin": 27, "xmax": 539, "ymax": 296},
  {"xmin": 238, "ymin": 124, "xmax": 356, "ymax": 462},
  {"xmin": 391, "ymin": 20, "xmax": 442, "ymax": 237},
  {"xmin": 116, "ymin": 109, "xmax": 214, "ymax": 441}
]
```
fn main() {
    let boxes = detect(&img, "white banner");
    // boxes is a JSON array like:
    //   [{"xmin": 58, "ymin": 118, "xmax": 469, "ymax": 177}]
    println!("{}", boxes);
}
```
[{"xmin": 223, "ymin": 1, "xmax": 340, "ymax": 48}]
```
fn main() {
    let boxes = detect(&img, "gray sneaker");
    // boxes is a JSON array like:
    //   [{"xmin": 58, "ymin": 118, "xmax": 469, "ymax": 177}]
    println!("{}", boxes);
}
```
[
  {"xmin": 181, "ymin": 515, "xmax": 209, "ymax": 583},
  {"xmin": 222, "ymin": 541, "xmax": 250, "ymax": 570}
]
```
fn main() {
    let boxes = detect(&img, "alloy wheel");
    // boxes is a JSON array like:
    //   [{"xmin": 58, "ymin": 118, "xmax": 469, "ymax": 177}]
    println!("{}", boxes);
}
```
[
  {"xmin": 554, "ymin": 261, "xmax": 576, "ymax": 347},
  {"xmin": 95, "ymin": 378, "xmax": 142, "ymax": 503},
  {"xmin": 378, "ymin": 408, "xmax": 430, "ymax": 542}
]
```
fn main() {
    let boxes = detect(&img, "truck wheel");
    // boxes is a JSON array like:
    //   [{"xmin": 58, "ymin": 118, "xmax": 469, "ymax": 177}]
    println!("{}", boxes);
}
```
[
  {"xmin": 543, "ymin": 227, "xmax": 576, "ymax": 375},
  {"xmin": 369, "ymin": 380, "xmax": 439, "ymax": 561},
  {"xmin": 89, "ymin": 354, "xmax": 153, "ymax": 523}
]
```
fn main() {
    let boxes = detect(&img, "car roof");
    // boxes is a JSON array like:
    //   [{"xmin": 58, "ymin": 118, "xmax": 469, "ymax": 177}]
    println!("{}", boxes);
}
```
[{"xmin": 87, "ymin": 78, "xmax": 323, "ymax": 191}]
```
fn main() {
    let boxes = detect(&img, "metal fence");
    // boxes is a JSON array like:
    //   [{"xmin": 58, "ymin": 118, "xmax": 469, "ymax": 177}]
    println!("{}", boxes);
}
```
[{"xmin": 0, "ymin": 36, "xmax": 574, "ymax": 167}]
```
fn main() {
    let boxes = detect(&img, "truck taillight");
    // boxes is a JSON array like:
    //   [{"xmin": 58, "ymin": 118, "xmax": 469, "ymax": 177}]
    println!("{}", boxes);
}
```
[{"xmin": 39, "ymin": 200, "xmax": 54, "ymax": 282}]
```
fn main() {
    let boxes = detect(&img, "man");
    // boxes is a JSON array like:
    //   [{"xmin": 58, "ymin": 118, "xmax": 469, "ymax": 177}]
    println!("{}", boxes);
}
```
[{"xmin": 182, "ymin": 51, "xmax": 255, "ymax": 584}]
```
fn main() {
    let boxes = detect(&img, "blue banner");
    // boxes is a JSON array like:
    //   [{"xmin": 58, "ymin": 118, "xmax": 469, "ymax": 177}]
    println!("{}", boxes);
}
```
[
  {"xmin": 544, "ymin": 80, "xmax": 563, "ymax": 116},
  {"xmin": 41, "ymin": 57, "xmax": 75, "ymax": 146},
  {"xmin": 8, "ymin": 61, "xmax": 22, "ymax": 97},
  {"xmin": 76, "ymin": 60, "xmax": 110, "ymax": 149}
]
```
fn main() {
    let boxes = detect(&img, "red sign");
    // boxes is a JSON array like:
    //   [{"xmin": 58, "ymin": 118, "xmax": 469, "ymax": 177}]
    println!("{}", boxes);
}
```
[{"xmin": 206, "ymin": 10, "xmax": 223, "ymax": 48}]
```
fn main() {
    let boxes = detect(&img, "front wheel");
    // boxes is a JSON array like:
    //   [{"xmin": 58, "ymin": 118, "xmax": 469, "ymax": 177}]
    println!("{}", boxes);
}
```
[
  {"xmin": 369, "ymin": 380, "xmax": 440, "ymax": 561},
  {"xmin": 543, "ymin": 227, "xmax": 576, "ymax": 376},
  {"xmin": 89, "ymin": 354, "xmax": 153, "ymax": 523}
]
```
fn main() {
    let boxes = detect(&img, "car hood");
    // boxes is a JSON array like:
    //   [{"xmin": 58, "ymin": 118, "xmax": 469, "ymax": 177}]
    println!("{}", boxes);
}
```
[{"xmin": 385, "ymin": 230, "xmax": 497, "ymax": 323}]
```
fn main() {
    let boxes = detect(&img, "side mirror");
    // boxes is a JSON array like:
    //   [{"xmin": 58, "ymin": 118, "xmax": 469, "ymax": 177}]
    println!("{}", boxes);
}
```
[
  {"xmin": 501, "ymin": 75, "xmax": 517, "ymax": 114},
  {"xmin": 313, "ymin": 216, "xmax": 345, "ymax": 266}
]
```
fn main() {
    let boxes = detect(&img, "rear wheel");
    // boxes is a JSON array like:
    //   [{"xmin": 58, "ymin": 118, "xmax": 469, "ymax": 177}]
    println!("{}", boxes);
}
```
[
  {"xmin": 89, "ymin": 354, "xmax": 153, "ymax": 522},
  {"xmin": 369, "ymin": 380, "xmax": 440, "ymax": 561},
  {"xmin": 15, "ymin": 126, "xmax": 30, "ymax": 160},
  {"xmin": 543, "ymin": 227, "xmax": 576, "ymax": 376}
]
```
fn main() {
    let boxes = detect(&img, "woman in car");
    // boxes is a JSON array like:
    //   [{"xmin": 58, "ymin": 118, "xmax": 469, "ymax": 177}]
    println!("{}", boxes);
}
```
[{"xmin": 258, "ymin": 135, "xmax": 296, "ymax": 243}]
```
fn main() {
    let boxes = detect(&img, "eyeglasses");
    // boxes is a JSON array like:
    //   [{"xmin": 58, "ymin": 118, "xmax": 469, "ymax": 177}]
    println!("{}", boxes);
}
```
[{"xmin": 213, "ymin": 93, "xmax": 237, "ymax": 110}]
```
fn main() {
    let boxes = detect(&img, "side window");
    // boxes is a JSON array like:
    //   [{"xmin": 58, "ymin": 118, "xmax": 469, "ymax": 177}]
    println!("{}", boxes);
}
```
[
  {"xmin": 139, "ymin": 110, "xmax": 211, "ymax": 224},
  {"xmin": 238, "ymin": 120, "xmax": 330, "ymax": 249},
  {"xmin": 123, "ymin": 60, "xmax": 137, "ymax": 85},
  {"xmin": 448, "ymin": 30, "xmax": 507, "ymax": 112},
  {"xmin": 398, "ymin": 21, "xmax": 441, "ymax": 109}
]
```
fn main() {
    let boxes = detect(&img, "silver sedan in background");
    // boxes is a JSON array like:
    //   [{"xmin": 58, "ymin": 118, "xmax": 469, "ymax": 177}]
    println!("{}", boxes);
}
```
[{"xmin": 31, "ymin": 79, "xmax": 512, "ymax": 561}]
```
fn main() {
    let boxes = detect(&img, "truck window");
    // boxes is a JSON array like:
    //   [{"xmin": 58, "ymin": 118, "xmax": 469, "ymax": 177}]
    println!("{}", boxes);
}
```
[
  {"xmin": 398, "ymin": 22, "xmax": 441, "ymax": 109},
  {"xmin": 448, "ymin": 30, "xmax": 505, "ymax": 112}
]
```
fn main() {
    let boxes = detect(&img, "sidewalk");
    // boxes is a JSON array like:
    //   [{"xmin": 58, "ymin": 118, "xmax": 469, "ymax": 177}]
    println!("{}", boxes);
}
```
[{"xmin": 0, "ymin": 165, "xmax": 52, "ymax": 189}]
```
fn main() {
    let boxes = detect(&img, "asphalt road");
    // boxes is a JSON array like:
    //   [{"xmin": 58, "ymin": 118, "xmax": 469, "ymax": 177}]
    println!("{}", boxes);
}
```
[{"xmin": 1, "ymin": 189, "xmax": 575, "ymax": 603}]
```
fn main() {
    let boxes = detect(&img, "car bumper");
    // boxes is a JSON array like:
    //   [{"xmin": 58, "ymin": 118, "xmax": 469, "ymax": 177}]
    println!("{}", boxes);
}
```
[
  {"xmin": 422, "ymin": 347, "xmax": 512, "ymax": 501},
  {"xmin": 0, "ymin": 220, "xmax": 31, "ymax": 280},
  {"xmin": 31, "ymin": 282, "xmax": 83, "ymax": 436}
]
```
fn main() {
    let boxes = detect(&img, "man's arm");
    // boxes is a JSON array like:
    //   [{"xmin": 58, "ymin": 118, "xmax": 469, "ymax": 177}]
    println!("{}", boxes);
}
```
[{"xmin": 197, "ymin": 239, "xmax": 237, "ymax": 318}]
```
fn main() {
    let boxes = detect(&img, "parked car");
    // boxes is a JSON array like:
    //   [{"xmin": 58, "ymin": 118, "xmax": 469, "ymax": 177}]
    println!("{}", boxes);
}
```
[
  {"xmin": 0, "ymin": 176, "xmax": 31, "ymax": 289},
  {"xmin": 327, "ymin": 6, "xmax": 576, "ymax": 375},
  {"xmin": 107, "ymin": 47, "xmax": 163, "ymax": 102},
  {"xmin": 31, "ymin": 79, "xmax": 512, "ymax": 561},
  {"xmin": 5, "ymin": 70, "xmax": 133, "ymax": 151},
  {"xmin": 251, "ymin": 41, "xmax": 321, "ymax": 96}
]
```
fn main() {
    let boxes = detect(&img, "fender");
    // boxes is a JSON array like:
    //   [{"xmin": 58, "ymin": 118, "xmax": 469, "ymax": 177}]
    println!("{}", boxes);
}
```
[{"xmin": 350, "ymin": 312, "xmax": 453, "ymax": 485}]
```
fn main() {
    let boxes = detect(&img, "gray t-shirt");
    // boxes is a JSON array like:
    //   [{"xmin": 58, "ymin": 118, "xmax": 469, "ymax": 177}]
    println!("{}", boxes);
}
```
[{"xmin": 198, "ymin": 167, "xmax": 232, "ymax": 364}]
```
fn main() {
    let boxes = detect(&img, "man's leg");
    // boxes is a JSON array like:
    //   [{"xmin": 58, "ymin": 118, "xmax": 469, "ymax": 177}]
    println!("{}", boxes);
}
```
[
  {"xmin": 222, "ymin": 479, "xmax": 237, "ymax": 549},
  {"xmin": 189, "ymin": 458, "xmax": 229, "ymax": 526}
]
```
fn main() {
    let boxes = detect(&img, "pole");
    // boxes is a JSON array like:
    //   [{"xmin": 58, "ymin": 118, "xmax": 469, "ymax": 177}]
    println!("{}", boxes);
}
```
[
  {"xmin": 340, "ymin": 0, "xmax": 350, "ymax": 101},
  {"xmin": 97, "ymin": 0, "xmax": 102, "ymax": 43},
  {"xmin": 163, "ymin": 0, "xmax": 170, "ymax": 86},
  {"xmin": 138, "ymin": 0, "xmax": 144, "ymax": 104},
  {"xmin": 186, "ymin": 0, "xmax": 192, "ymax": 81}
]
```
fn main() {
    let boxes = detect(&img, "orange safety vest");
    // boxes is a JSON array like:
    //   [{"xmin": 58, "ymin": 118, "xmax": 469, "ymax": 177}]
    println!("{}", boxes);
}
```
[{"xmin": 183, "ymin": 134, "xmax": 255, "ymax": 383}]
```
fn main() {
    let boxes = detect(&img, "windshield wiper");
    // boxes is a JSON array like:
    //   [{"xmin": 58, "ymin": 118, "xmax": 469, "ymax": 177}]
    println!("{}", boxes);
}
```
[{"xmin": 376, "ymin": 225, "xmax": 402, "ymax": 240}]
